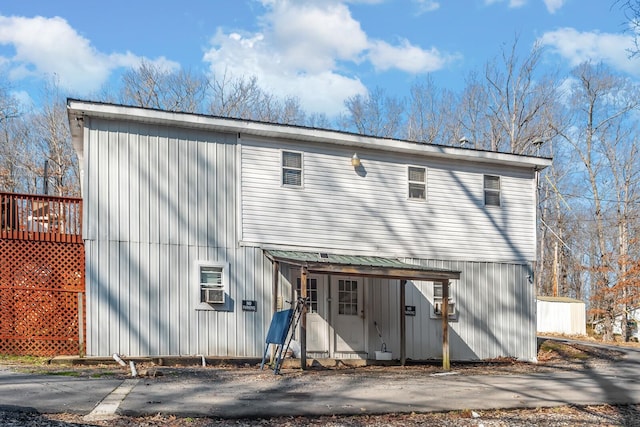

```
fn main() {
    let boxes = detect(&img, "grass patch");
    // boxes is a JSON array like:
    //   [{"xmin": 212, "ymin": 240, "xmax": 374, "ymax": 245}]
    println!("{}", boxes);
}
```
[
  {"xmin": 0, "ymin": 354, "xmax": 49, "ymax": 366},
  {"xmin": 90, "ymin": 371, "xmax": 116, "ymax": 378},
  {"xmin": 46, "ymin": 370, "xmax": 81, "ymax": 377},
  {"xmin": 538, "ymin": 340, "xmax": 590, "ymax": 361}
]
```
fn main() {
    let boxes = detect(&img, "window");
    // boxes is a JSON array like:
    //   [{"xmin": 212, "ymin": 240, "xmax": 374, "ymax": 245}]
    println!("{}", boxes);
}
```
[
  {"xmin": 408, "ymin": 166, "xmax": 426, "ymax": 200},
  {"xmin": 484, "ymin": 175, "xmax": 501, "ymax": 207},
  {"xmin": 338, "ymin": 279, "xmax": 358, "ymax": 315},
  {"xmin": 431, "ymin": 282, "xmax": 457, "ymax": 319},
  {"xmin": 282, "ymin": 151, "xmax": 302, "ymax": 186},
  {"xmin": 196, "ymin": 261, "xmax": 229, "ymax": 308},
  {"xmin": 296, "ymin": 277, "xmax": 318, "ymax": 313}
]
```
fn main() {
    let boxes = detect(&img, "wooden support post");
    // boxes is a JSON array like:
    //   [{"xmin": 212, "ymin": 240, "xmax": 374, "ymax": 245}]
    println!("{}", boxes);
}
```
[
  {"xmin": 400, "ymin": 279, "xmax": 407, "ymax": 366},
  {"xmin": 271, "ymin": 262, "xmax": 279, "ymax": 361},
  {"xmin": 442, "ymin": 279, "xmax": 450, "ymax": 371},
  {"xmin": 300, "ymin": 266, "xmax": 308, "ymax": 370}
]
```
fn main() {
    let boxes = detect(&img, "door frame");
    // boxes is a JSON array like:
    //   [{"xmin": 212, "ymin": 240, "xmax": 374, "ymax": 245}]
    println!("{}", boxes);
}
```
[{"xmin": 329, "ymin": 275, "xmax": 369, "ymax": 358}]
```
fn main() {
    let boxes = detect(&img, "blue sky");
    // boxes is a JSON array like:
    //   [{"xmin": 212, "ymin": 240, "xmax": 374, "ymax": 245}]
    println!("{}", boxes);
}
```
[{"xmin": 0, "ymin": 0, "xmax": 636, "ymax": 117}]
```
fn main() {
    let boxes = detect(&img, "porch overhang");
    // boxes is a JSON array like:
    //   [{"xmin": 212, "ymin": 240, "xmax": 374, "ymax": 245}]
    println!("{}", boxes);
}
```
[{"xmin": 264, "ymin": 250, "xmax": 460, "ymax": 281}]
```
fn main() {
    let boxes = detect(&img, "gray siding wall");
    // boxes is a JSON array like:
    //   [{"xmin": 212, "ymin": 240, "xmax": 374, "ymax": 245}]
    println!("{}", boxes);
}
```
[
  {"xmin": 82, "ymin": 118, "xmax": 274, "ymax": 357},
  {"xmin": 81, "ymin": 116, "xmax": 538, "ymax": 360},
  {"xmin": 368, "ymin": 260, "xmax": 536, "ymax": 361},
  {"xmin": 240, "ymin": 136, "xmax": 536, "ymax": 263}
]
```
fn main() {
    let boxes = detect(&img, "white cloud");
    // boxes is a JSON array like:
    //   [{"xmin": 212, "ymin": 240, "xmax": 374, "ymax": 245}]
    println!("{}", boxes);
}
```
[
  {"xmin": 368, "ymin": 39, "xmax": 451, "ymax": 73},
  {"xmin": 543, "ymin": 0, "xmax": 566, "ymax": 13},
  {"xmin": 413, "ymin": 0, "xmax": 440, "ymax": 15},
  {"xmin": 484, "ymin": 0, "xmax": 567, "ymax": 11},
  {"xmin": 204, "ymin": 28, "xmax": 368, "ymax": 115},
  {"xmin": 203, "ymin": 0, "xmax": 454, "ymax": 116},
  {"xmin": 483, "ymin": 0, "xmax": 526, "ymax": 8},
  {"xmin": 0, "ymin": 15, "xmax": 177, "ymax": 95},
  {"xmin": 539, "ymin": 28, "xmax": 640, "ymax": 76},
  {"xmin": 265, "ymin": 1, "xmax": 369, "ymax": 72}
]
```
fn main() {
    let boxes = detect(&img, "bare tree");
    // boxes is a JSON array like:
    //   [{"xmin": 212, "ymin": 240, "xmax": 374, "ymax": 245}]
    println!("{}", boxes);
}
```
[
  {"xmin": 341, "ymin": 87, "xmax": 405, "ymax": 138},
  {"xmin": 456, "ymin": 38, "xmax": 559, "ymax": 153},
  {"xmin": 406, "ymin": 76, "xmax": 457, "ymax": 145},
  {"xmin": 26, "ymin": 77, "xmax": 79, "ymax": 196},
  {"xmin": 617, "ymin": 0, "xmax": 640, "ymax": 57},
  {"xmin": 552, "ymin": 62, "xmax": 640, "ymax": 340},
  {"xmin": 0, "ymin": 79, "xmax": 25, "ymax": 192},
  {"xmin": 119, "ymin": 60, "xmax": 209, "ymax": 113}
]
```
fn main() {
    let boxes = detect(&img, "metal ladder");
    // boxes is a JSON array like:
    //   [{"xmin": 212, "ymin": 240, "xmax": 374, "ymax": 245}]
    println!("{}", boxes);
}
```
[{"xmin": 260, "ymin": 297, "xmax": 308, "ymax": 374}]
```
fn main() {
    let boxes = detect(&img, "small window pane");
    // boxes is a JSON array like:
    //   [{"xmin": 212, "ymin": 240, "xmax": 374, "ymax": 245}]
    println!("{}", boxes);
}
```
[
  {"xmin": 485, "ymin": 192, "xmax": 501, "ymax": 206},
  {"xmin": 434, "ymin": 283, "xmax": 443, "ymax": 298},
  {"xmin": 283, "ymin": 169, "xmax": 301, "ymax": 186},
  {"xmin": 283, "ymin": 151, "xmax": 302, "ymax": 168},
  {"xmin": 409, "ymin": 183, "xmax": 425, "ymax": 199},
  {"xmin": 484, "ymin": 175, "xmax": 500, "ymax": 190},
  {"xmin": 200, "ymin": 267, "xmax": 222, "ymax": 285},
  {"xmin": 408, "ymin": 167, "xmax": 425, "ymax": 182}
]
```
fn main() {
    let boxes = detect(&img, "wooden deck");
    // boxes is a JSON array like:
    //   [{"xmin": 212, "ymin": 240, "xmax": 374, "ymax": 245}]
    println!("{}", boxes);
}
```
[{"xmin": 1, "ymin": 192, "xmax": 82, "ymax": 243}]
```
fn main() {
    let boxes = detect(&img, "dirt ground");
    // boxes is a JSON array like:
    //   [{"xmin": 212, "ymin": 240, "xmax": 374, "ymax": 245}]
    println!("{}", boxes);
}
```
[{"xmin": 2, "ymin": 336, "xmax": 640, "ymax": 426}]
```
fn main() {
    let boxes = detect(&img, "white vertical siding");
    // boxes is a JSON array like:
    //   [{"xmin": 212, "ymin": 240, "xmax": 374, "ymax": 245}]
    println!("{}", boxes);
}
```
[
  {"xmin": 240, "ymin": 137, "xmax": 536, "ymax": 263},
  {"xmin": 83, "ymin": 118, "xmax": 275, "ymax": 357},
  {"xmin": 366, "ymin": 260, "xmax": 536, "ymax": 361}
]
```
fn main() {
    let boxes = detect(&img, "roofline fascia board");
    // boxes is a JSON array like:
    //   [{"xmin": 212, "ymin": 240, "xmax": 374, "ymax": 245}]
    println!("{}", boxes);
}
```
[{"xmin": 67, "ymin": 99, "xmax": 552, "ymax": 170}]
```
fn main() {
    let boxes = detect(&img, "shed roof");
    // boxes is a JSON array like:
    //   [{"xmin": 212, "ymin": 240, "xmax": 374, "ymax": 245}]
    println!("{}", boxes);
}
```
[
  {"xmin": 537, "ymin": 296, "xmax": 585, "ymax": 304},
  {"xmin": 265, "ymin": 250, "xmax": 460, "ymax": 281}
]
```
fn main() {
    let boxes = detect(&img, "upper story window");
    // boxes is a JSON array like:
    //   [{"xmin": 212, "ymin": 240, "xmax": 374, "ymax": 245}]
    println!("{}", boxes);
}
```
[
  {"xmin": 408, "ymin": 166, "xmax": 426, "ymax": 200},
  {"xmin": 282, "ymin": 151, "xmax": 302, "ymax": 187},
  {"xmin": 484, "ymin": 175, "xmax": 501, "ymax": 207}
]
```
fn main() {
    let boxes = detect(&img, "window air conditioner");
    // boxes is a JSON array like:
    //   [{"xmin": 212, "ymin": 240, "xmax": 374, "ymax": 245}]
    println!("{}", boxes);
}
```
[{"xmin": 204, "ymin": 287, "xmax": 225, "ymax": 304}]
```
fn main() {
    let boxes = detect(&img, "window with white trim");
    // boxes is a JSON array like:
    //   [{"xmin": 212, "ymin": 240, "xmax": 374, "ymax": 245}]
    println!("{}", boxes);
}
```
[
  {"xmin": 338, "ymin": 279, "xmax": 358, "ymax": 315},
  {"xmin": 484, "ymin": 175, "xmax": 501, "ymax": 207},
  {"xmin": 196, "ymin": 261, "xmax": 229, "ymax": 308},
  {"xmin": 282, "ymin": 151, "xmax": 302, "ymax": 186},
  {"xmin": 296, "ymin": 277, "xmax": 318, "ymax": 313},
  {"xmin": 430, "ymin": 282, "xmax": 457, "ymax": 319},
  {"xmin": 408, "ymin": 166, "xmax": 426, "ymax": 200}
]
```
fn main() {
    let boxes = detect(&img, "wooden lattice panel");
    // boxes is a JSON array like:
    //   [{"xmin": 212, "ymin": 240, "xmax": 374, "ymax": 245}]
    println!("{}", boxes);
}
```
[{"xmin": 0, "ymin": 238, "xmax": 85, "ymax": 356}]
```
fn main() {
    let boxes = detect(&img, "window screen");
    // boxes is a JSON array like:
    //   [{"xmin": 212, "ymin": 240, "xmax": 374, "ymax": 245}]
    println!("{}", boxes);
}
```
[
  {"xmin": 484, "ymin": 175, "xmax": 501, "ymax": 206},
  {"xmin": 408, "ymin": 166, "xmax": 426, "ymax": 199},
  {"xmin": 282, "ymin": 151, "xmax": 302, "ymax": 186}
]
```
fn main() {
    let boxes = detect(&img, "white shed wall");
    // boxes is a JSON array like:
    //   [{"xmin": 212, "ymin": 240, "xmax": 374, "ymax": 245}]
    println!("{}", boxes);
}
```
[{"xmin": 536, "ymin": 300, "xmax": 586, "ymax": 335}]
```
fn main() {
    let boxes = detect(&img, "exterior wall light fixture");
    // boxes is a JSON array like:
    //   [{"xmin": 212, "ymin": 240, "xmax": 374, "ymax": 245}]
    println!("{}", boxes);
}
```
[{"xmin": 351, "ymin": 153, "xmax": 361, "ymax": 167}]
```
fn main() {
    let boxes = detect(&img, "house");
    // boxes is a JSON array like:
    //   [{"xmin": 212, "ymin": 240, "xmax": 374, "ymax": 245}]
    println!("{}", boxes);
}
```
[
  {"xmin": 67, "ymin": 99, "xmax": 551, "ymax": 362},
  {"xmin": 536, "ymin": 296, "xmax": 586, "ymax": 336},
  {"xmin": 594, "ymin": 306, "xmax": 640, "ymax": 341}
]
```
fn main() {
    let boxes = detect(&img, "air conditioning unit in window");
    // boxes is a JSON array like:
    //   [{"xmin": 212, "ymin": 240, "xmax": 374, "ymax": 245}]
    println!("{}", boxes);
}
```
[
  {"xmin": 433, "ymin": 301, "xmax": 456, "ymax": 317},
  {"xmin": 204, "ymin": 287, "xmax": 225, "ymax": 304}
]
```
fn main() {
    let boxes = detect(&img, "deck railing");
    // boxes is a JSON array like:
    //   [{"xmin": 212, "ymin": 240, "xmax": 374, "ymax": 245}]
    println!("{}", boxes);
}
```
[{"xmin": 0, "ymin": 192, "xmax": 82, "ymax": 243}]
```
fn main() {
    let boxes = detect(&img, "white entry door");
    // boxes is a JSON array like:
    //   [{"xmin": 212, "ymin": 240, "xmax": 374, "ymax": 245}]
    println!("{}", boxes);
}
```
[
  {"xmin": 331, "ymin": 277, "xmax": 366, "ymax": 354},
  {"xmin": 296, "ymin": 275, "xmax": 329, "ymax": 355}
]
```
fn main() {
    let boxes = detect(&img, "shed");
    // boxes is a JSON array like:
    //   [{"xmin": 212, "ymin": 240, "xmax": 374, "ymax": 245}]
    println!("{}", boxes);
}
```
[{"xmin": 537, "ymin": 296, "xmax": 586, "ymax": 335}]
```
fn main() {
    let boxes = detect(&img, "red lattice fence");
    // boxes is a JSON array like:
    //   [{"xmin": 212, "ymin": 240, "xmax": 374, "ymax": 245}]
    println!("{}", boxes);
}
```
[{"xmin": 0, "ymin": 193, "xmax": 85, "ymax": 357}]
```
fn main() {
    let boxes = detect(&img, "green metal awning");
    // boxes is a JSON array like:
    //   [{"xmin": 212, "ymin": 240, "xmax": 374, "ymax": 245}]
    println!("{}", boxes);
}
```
[{"xmin": 264, "ymin": 250, "xmax": 460, "ymax": 281}]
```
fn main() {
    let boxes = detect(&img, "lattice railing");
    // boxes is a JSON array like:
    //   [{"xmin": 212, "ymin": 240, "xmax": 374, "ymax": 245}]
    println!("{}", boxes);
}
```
[
  {"xmin": 0, "ymin": 207, "xmax": 85, "ymax": 357},
  {"xmin": 1, "ymin": 192, "xmax": 82, "ymax": 243}
]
